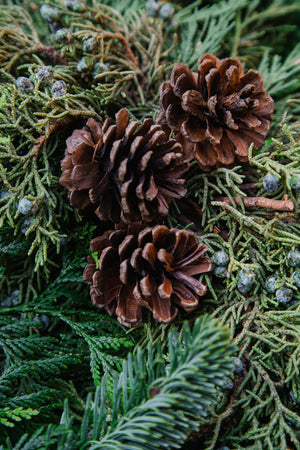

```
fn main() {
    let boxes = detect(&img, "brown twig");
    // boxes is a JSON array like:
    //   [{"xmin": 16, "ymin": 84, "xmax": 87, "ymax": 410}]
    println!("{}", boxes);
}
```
[
  {"xmin": 35, "ymin": 45, "xmax": 68, "ymax": 66},
  {"xmin": 114, "ymin": 31, "xmax": 141, "ymax": 72},
  {"xmin": 33, "ymin": 118, "xmax": 72, "ymax": 156},
  {"xmin": 239, "ymin": 183, "xmax": 259, "ymax": 192},
  {"xmin": 5, "ymin": 45, "xmax": 68, "ymax": 71},
  {"xmin": 217, "ymin": 196, "xmax": 294, "ymax": 212}
]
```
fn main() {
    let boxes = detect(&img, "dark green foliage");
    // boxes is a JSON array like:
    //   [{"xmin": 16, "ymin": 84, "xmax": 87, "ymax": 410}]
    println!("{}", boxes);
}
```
[
  {"xmin": 2, "ymin": 316, "xmax": 236, "ymax": 449},
  {"xmin": 0, "ymin": 313, "xmax": 82, "ymax": 441},
  {"xmin": 0, "ymin": 241, "xmax": 133, "ymax": 443}
]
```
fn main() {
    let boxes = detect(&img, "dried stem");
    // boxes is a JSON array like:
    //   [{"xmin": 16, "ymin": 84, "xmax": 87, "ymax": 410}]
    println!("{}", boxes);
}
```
[
  {"xmin": 32, "ymin": 119, "xmax": 72, "ymax": 156},
  {"xmin": 35, "ymin": 46, "xmax": 68, "ymax": 66},
  {"xmin": 217, "ymin": 196, "xmax": 294, "ymax": 212}
]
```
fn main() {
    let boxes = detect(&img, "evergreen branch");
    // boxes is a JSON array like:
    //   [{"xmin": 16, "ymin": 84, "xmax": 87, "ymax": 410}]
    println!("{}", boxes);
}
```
[
  {"xmin": 258, "ymin": 45, "xmax": 300, "ymax": 98},
  {"xmin": 0, "ymin": 407, "xmax": 39, "ymax": 428},
  {"xmin": 3, "ymin": 315, "xmax": 236, "ymax": 450},
  {"xmin": 173, "ymin": 0, "xmax": 248, "ymax": 67},
  {"xmin": 97, "ymin": 319, "xmax": 234, "ymax": 448}
]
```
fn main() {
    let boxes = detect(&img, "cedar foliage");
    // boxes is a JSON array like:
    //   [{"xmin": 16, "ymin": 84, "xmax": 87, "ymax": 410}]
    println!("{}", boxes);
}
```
[{"xmin": 0, "ymin": 0, "xmax": 300, "ymax": 449}]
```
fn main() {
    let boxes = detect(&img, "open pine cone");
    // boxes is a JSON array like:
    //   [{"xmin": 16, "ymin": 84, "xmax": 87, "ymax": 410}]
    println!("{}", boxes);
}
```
[
  {"xmin": 83, "ymin": 223, "xmax": 212, "ymax": 327},
  {"xmin": 59, "ymin": 109, "xmax": 189, "ymax": 223},
  {"xmin": 159, "ymin": 53, "xmax": 274, "ymax": 170}
]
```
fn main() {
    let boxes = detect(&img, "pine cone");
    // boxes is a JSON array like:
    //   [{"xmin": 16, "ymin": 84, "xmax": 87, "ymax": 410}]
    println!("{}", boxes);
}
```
[
  {"xmin": 59, "ymin": 109, "xmax": 189, "ymax": 223},
  {"xmin": 159, "ymin": 53, "xmax": 274, "ymax": 171},
  {"xmin": 83, "ymin": 223, "xmax": 212, "ymax": 327}
]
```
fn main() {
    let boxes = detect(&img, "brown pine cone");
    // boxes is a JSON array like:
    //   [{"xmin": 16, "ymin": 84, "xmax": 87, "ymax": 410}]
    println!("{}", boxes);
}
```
[
  {"xmin": 83, "ymin": 223, "xmax": 212, "ymax": 327},
  {"xmin": 159, "ymin": 53, "xmax": 274, "ymax": 171},
  {"xmin": 59, "ymin": 109, "xmax": 189, "ymax": 223}
]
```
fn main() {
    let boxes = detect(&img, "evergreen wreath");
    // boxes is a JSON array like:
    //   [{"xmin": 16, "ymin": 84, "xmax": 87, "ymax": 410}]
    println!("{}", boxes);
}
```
[{"xmin": 0, "ymin": 0, "xmax": 300, "ymax": 449}]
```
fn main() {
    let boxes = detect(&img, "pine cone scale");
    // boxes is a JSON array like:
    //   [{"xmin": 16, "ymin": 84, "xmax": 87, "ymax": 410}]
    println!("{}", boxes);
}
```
[
  {"xmin": 171, "ymin": 231, "xmax": 190, "ymax": 259},
  {"xmin": 240, "ymin": 113, "xmax": 262, "ymax": 129},
  {"xmin": 92, "ymin": 268, "xmax": 121, "ymax": 304},
  {"xmin": 71, "ymin": 162, "xmax": 100, "ymax": 189},
  {"xmin": 152, "ymin": 292, "xmax": 177, "ymax": 323},
  {"xmin": 66, "ymin": 130, "xmax": 94, "ymax": 151},
  {"xmin": 195, "ymin": 142, "xmax": 218, "ymax": 169},
  {"xmin": 118, "ymin": 235, "xmax": 136, "ymax": 259},
  {"xmin": 102, "ymin": 124, "xmax": 116, "ymax": 147},
  {"xmin": 140, "ymin": 151, "xmax": 153, "ymax": 172},
  {"xmin": 102, "ymin": 118, "xmax": 113, "ymax": 133},
  {"xmin": 71, "ymin": 143, "xmax": 95, "ymax": 164},
  {"xmin": 115, "ymin": 108, "xmax": 130, "ymax": 139},
  {"xmin": 240, "ymin": 70, "xmax": 264, "ymax": 90},
  {"xmin": 223, "ymin": 65, "xmax": 240, "ymax": 92},
  {"xmin": 124, "ymin": 121, "xmax": 139, "ymax": 141},
  {"xmin": 138, "ymin": 228, "xmax": 153, "ymax": 246},
  {"xmin": 158, "ymin": 184, "xmax": 187, "ymax": 200},
  {"xmin": 116, "ymin": 285, "xmax": 142, "ymax": 327},
  {"xmin": 173, "ymin": 241, "xmax": 206, "ymax": 267},
  {"xmin": 182, "ymin": 255, "xmax": 212, "ymax": 276},
  {"xmin": 206, "ymin": 119, "xmax": 223, "ymax": 144},
  {"xmin": 59, "ymin": 170, "xmax": 73, "ymax": 189},
  {"xmin": 172, "ymin": 270, "xmax": 207, "ymax": 296},
  {"xmin": 141, "ymin": 275, "xmax": 156, "ymax": 297},
  {"xmin": 181, "ymin": 90, "xmax": 206, "ymax": 117},
  {"xmin": 90, "ymin": 283, "xmax": 116, "ymax": 307},
  {"xmin": 132, "ymin": 283, "xmax": 146, "ymax": 306},
  {"xmin": 142, "ymin": 242, "xmax": 157, "ymax": 268},
  {"xmin": 86, "ymin": 118, "xmax": 103, "ymax": 142},
  {"xmin": 225, "ymin": 129, "xmax": 253, "ymax": 159},
  {"xmin": 110, "ymin": 230, "xmax": 127, "ymax": 246},
  {"xmin": 144, "ymin": 175, "xmax": 158, "ymax": 201},
  {"xmin": 206, "ymin": 68, "xmax": 220, "ymax": 97},
  {"xmin": 83, "ymin": 263, "xmax": 96, "ymax": 284},
  {"xmin": 174, "ymin": 72, "xmax": 196, "ymax": 97},
  {"xmin": 152, "ymin": 225, "xmax": 170, "ymax": 247},
  {"xmin": 223, "ymin": 110, "xmax": 238, "ymax": 130},
  {"xmin": 99, "ymin": 245, "xmax": 119, "ymax": 269},
  {"xmin": 251, "ymin": 96, "xmax": 273, "ymax": 115},
  {"xmin": 89, "ymin": 172, "xmax": 110, "ymax": 204},
  {"xmin": 61, "ymin": 155, "xmax": 74, "ymax": 170},
  {"xmin": 131, "ymin": 119, "xmax": 152, "ymax": 140},
  {"xmin": 156, "ymin": 192, "xmax": 170, "ymax": 215},
  {"xmin": 160, "ymin": 82, "xmax": 178, "ymax": 110},
  {"xmin": 157, "ymin": 248, "xmax": 174, "ymax": 270},
  {"xmin": 90, "ymin": 235, "xmax": 110, "ymax": 253},
  {"xmin": 165, "ymin": 162, "xmax": 189, "ymax": 178},
  {"xmin": 109, "ymin": 140, "xmax": 122, "ymax": 168},
  {"xmin": 149, "ymin": 129, "xmax": 168, "ymax": 147},
  {"xmin": 215, "ymin": 135, "xmax": 235, "ymax": 165},
  {"xmin": 129, "ymin": 136, "xmax": 143, "ymax": 160},
  {"xmin": 166, "ymin": 104, "xmax": 189, "ymax": 129},
  {"xmin": 181, "ymin": 117, "xmax": 205, "ymax": 143},
  {"xmin": 130, "ymin": 248, "xmax": 142, "ymax": 270},
  {"xmin": 172, "ymin": 280, "xmax": 198, "ymax": 311},
  {"xmin": 171, "ymin": 63, "xmax": 196, "ymax": 91},
  {"xmin": 158, "ymin": 275, "xmax": 173, "ymax": 299},
  {"xmin": 70, "ymin": 190, "xmax": 91, "ymax": 209},
  {"xmin": 120, "ymin": 259, "xmax": 133, "ymax": 284}
]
